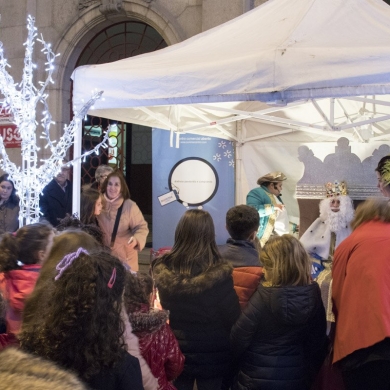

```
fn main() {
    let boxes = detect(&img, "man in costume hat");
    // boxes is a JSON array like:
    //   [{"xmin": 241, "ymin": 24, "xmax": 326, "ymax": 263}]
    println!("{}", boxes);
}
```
[{"xmin": 246, "ymin": 171, "xmax": 293, "ymax": 247}]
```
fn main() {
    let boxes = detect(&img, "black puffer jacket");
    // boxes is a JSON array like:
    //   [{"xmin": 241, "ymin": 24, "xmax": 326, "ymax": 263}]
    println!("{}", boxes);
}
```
[
  {"xmin": 153, "ymin": 261, "xmax": 240, "ymax": 379},
  {"xmin": 230, "ymin": 282, "xmax": 327, "ymax": 390}
]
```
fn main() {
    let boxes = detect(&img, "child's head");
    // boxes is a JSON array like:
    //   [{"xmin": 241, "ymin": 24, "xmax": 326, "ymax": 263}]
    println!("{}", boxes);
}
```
[
  {"xmin": 174, "ymin": 209, "xmax": 216, "ymax": 246},
  {"xmin": 260, "ymin": 235, "xmax": 311, "ymax": 287},
  {"xmin": 21, "ymin": 249, "xmax": 126, "ymax": 379},
  {"xmin": 164, "ymin": 209, "xmax": 222, "ymax": 274},
  {"xmin": 80, "ymin": 187, "xmax": 102, "ymax": 224},
  {"xmin": 22, "ymin": 230, "xmax": 100, "ymax": 332},
  {"xmin": 226, "ymin": 205, "xmax": 259, "ymax": 240},
  {"xmin": 124, "ymin": 272, "xmax": 150, "ymax": 314},
  {"xmin": 138, "ymin": 272, "xmax": 154, "ymax": 298},
  {"xmin": 0, "ymin": 221, "xmax": 54, "ymax": 272}
]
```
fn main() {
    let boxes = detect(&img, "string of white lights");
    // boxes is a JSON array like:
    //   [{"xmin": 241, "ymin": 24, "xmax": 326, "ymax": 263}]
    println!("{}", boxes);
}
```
[{"xmin": 0, "ymin": 15, "xmax": 107, "ymax": 226}]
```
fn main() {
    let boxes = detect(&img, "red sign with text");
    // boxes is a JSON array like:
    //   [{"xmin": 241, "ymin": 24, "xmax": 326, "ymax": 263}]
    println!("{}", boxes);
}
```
[{"xmin": 0, "ymin": 113, "xmax": 21, "ymax": 148}]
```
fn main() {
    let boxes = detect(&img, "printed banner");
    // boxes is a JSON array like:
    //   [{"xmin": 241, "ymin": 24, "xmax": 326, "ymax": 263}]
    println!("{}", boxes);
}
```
[
  {"xmin": 0, "ymin": 113, "xmax": 21, "ymax": 148},
  {"xmin": 152, "ymin": 129, "xmax": 235, "ymax": 249}
]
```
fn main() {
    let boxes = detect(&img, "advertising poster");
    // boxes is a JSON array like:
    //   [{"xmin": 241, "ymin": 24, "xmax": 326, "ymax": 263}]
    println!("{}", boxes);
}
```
[{"xmin": 152, "ymin": 129, "xmax": 235, "ymax": 249}]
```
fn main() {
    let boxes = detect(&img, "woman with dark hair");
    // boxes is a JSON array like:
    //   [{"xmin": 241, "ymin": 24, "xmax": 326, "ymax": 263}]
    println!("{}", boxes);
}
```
[
  {"xmin": 20, "ymin": 249, "xmax": 143, "ymax": 390},
  {"xmin": 56, "ymin": 187, "xmax": 103, "ymax": 243},
  {"xmin": 152, "ymin": 209, "xmax": 240, "ymax": 390},
  {"xmin": 80, "ymin": 186, "xmax": 103, "ymax": 225},
  {"xmin": 332, "ymin": 198, "xmax": 390, "ymax": 390},
  {"xmin": 375, "ymin": 155, "xmax": 390, "ymax": 197},
  {"xmin": 230, "ymin": 235, "xmax": 327, "ymax": 390},
  {"xmin": 0, "ymin": 173, "xmax": 20, "ymax": 234},
  {"xmin": 0, "ymin": 221, "xmax": 54, "ymax": 335},
  {"xmin": 98, "ymin": 170, "xmax": 148, "ymax": 271}
]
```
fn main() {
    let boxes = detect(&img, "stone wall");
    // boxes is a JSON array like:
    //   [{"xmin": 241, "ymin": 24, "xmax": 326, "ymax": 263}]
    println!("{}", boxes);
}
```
[{"xmin": 0, "ymin": 0, "xmax": 266, "ymax": 164}]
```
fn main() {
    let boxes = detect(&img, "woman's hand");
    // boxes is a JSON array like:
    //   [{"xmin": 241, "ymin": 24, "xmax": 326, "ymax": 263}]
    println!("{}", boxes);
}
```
[{"xmin": 127, "ymin": 236, "xmax": 138, "ymax": 250}]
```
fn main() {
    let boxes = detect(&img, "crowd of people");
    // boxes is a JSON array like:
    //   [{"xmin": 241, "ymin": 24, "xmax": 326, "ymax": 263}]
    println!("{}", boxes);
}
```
[{"xmin": 0, "ymin": 156, "xmax": 388, "ymax": 390}]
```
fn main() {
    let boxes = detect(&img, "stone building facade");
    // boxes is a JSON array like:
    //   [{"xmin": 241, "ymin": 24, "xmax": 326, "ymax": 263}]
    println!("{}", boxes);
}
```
[
  {"xmin": 0, "ymin": 0, "xmax": 266, "ymax": 168},
  {"xmin": 0, "ymin": 0, "xmax": 267, "ymax": 214}
]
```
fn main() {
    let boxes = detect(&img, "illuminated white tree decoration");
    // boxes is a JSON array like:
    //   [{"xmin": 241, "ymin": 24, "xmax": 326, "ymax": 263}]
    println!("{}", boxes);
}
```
[{"xmin": 0, "ymin": 15, "xmax": 107, "ymax": 226}]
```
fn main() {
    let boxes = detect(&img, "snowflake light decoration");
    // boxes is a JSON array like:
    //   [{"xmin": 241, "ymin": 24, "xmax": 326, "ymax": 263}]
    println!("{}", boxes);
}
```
[{"xmin": 0, "ymin": 15, "xmax": 108, "ymax": 226}]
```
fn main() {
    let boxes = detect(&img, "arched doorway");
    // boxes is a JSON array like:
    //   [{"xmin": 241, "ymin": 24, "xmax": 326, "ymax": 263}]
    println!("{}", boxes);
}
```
[{"xmin": 75, "ymin": 21, "xmax": 167, "ymax": 215}]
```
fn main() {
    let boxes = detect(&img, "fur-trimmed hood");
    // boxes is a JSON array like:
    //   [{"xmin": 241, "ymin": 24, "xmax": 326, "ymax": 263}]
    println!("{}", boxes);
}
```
[
  {"xmin": 0, "ymin": 348, "xmax": 86, "ymax": 390},
  {"xmin": 153, "ymin": 261, "xmax": 233, "ymax": 295},
  {"xmin": 129, "ymin": 307, "xmax": 169, "ymax": 335}
]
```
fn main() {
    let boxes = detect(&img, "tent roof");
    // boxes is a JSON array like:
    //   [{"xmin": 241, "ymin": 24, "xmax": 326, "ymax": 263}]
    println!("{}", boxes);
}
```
[{"xmin": 71, "ymin": 0, "xmax": 390, "ymax": 143}]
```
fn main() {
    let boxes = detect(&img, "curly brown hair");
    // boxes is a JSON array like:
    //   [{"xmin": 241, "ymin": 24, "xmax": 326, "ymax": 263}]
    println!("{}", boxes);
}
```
[
  {"xmin": 22, "ymin": 230, "xmax": 100, "ymax": 332},
  {"xmin": 56, "ymin": 214, "xmax": 103, "ymax": 243},
  {"xmin": 20, "ymin": 250, "xmax": 126, "ymax": 379},
  {"xmin": 0, "ymin": 221, "xmax": 53, "ymax": 272},
  {"xmin": 124, "ymin": 272, "xmax": 149, "ymax": 314}
]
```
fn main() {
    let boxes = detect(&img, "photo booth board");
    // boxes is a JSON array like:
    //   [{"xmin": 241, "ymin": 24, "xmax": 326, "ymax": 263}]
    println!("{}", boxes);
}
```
[
  {"xmin": 239, "ymin": 132, "xmax": 387, "ymax": 236},
  {"xmin": 152, "ymin": 129, "xmax": 235, "ymax": 249}
]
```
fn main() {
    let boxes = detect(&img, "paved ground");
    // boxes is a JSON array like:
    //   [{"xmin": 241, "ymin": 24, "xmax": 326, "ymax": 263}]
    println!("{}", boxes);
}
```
[{"xmin": 138, "ymin": 247, "xmax": 152, "ymax": 274}]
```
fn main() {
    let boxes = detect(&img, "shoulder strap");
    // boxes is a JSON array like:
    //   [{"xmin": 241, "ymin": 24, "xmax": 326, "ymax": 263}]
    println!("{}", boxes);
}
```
[{"xmin": 110, "ymin": 201, "xmax": 124, "ymax": 247}]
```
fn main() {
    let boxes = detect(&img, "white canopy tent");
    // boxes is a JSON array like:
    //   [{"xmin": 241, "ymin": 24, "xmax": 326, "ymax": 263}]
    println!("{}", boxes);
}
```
[{"xmin": 71, "ymin": 0, "xmax": 390, "ymax": 213}]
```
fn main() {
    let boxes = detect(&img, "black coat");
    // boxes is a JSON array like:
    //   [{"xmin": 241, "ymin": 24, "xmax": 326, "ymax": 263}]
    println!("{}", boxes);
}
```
[
  {"xmin": 230, "ymin": 282, "xmax": 327, "ymax": 390},
  {"xmin": 86, "ymin": 351, "xmax": 143, "ymax": 390},
  {"xmin": 39, "ymin": 179, "xmax": 72, "ymax": 227},
  {"xmin": 153, "ymin": 261, "xmax": 241, "ymax": 379}
]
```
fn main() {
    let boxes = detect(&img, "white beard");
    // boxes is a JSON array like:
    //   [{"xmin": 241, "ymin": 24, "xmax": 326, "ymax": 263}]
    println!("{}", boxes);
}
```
[
  {"xmin": 327, "ymin": 211, "xmax": 348, "ymax": 233},
  {"xmin": 319, "ymin": 195, "xmax": 354, "ymax": 233}
]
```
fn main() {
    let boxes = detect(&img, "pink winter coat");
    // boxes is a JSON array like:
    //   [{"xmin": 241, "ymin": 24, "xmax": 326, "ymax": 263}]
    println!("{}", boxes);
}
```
[
  {"xmin": 97, "ymin": 196, "xmax": 149, "ymax": 271},
  {"xmin": 0, "ymin": 264, "xmax": 41, "ymax": 335},
  {"xmin": 130, "ymin": 305, "xmax": 185, "ymax": 390}
]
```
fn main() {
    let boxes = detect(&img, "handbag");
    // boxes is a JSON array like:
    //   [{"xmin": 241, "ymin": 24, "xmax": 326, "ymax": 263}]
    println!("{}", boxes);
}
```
[{"xmin": 110, "ymin": 201, "xmax": 124, "ymax": 248}]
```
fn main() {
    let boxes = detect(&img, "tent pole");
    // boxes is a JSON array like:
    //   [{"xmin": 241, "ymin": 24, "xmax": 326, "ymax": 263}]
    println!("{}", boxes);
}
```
[
  {"xmin": 235, "ymin": 120, "xmax": 244, "ymax": 205},
  {"xmin": 330, "ymin": 98, "xmax": 335, "ymax": 126},
  {"xmin": 72, "ymin": 120, "xmax": 82, "ymax": 217}
]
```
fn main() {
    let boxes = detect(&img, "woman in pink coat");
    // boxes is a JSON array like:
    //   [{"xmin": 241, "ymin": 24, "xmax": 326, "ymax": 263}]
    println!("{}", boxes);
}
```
[{"xmin": 97, "ymin": 170, "xmax": 149, "ymax": 271}]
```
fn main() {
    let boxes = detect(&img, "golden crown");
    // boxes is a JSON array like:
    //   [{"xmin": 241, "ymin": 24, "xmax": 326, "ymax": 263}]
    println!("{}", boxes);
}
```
[{"xmin": 325, "ymin": 181, "xmax": 348, "ymax": 198}]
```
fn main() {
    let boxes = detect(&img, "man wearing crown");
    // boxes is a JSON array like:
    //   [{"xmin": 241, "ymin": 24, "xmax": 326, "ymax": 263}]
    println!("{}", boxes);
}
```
[
  {"xmin": 301, "ymin": 181, "xmax": 354, "ymax": 261},
  {"xmin": 300, "ymin": 181, "xmax": 354, "ymax": 328}
]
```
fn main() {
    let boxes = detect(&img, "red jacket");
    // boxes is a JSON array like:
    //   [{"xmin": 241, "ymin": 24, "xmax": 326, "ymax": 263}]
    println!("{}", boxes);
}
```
[
  {"xmin": 129, "ymin": 306, "xmax": 184, "ymax": 390},
  {"xmin": 232, "ymin": 266, "xmax": 263, "ymax": 309},
  {"xmin": 0, "ymin": 333, "xmax": 18, "ymax": 351},
  {"xmin": 332, "ymin": 220, "xmax": 390, "ymax": 363},
  {"xmin": 0, "ymin": 265, "xmax": 41, "ymax": 335}
]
